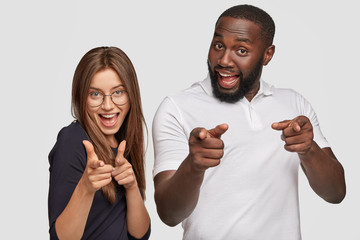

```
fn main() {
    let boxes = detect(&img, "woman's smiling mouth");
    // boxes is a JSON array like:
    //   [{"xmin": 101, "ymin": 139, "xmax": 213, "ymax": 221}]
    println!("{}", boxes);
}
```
[{"xmin": 99, "ymin": 113, "xmax": 119, "ymax": 127}]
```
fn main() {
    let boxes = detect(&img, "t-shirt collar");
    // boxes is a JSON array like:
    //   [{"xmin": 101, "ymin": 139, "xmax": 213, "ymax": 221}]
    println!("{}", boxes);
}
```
[{"xmin": 258, "ymin": 79, "xmax": 273, "ymax": 97}]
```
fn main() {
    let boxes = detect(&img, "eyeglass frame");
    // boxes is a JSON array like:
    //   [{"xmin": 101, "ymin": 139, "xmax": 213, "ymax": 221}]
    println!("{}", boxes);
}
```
[{"xmin": 87, "ymin": 89, "xmax": 129, "ymax": 107}]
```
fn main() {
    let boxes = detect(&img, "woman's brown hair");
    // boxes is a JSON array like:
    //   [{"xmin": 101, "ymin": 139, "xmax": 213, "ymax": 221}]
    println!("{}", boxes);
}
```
[{"xmin": 71, "ymin": 46, "xmax": 146, "ymax": 203}]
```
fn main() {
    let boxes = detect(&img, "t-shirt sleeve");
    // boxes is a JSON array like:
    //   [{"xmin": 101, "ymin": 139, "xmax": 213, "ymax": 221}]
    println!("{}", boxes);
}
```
[
  {"xmin": 128, "ymin": 223, "xmax": 151, "ymax": 240},
  {"xmin": 152, "ymin": 97, "xmax": 189, "ymax": 178},
  {"xmin": 295, "ymin": 92, "xmax": 330, "ymax": 149},
  {"xmin": 48, "ymin": 123, "xmax": 88, "ymax": 239}
]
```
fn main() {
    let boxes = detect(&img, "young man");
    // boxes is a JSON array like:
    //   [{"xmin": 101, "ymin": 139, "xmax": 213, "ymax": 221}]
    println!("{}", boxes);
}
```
[{"xmin": 152, "ymin": 5, "xmax": 345, "ymax": 239}]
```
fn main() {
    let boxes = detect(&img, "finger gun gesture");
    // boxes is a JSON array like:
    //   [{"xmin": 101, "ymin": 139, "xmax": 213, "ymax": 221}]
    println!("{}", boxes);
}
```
[
  {"xmin": 112, "ymin": 140, "xmax": 137, "ymax": 190},
  {"xmin": 271, "ymin": 115, "xmax": 314, "ymax": 155},
  {"xmin": 82, "ymin": 140, "xmax": 114, "ymax": 193}
]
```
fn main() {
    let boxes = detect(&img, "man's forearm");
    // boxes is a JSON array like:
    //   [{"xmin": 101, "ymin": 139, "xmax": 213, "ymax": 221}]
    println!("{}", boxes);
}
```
[
  {"xmin": 299, "ymin": 141, "xmax": 346, "ymax": 203},
  {"xmin": 154, "ymin": 156, "xmax": 205, "ymax": 226}
]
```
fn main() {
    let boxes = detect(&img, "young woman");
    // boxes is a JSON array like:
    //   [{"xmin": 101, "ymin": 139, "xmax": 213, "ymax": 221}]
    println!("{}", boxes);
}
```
[{"xmin": 48, "ymin": 47, "xmax": 150, "ymax": 240}]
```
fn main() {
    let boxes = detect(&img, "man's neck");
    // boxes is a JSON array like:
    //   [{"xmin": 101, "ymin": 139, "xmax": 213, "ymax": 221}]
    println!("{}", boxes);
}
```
[{"xmin": 245, "ymin": 80, "xmax": 260, "ymax": 102}]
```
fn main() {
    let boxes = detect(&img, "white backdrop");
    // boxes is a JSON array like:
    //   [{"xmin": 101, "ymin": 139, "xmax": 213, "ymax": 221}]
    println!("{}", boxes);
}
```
[{"xmin": 0, "ymin": 0, "xmax": 359, "ymax": 239}]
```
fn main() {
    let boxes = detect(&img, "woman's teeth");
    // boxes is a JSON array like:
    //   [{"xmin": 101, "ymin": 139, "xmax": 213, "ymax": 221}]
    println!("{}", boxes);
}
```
[{"xmin": 101, "ymin": 114, "xmax": 116, "ymax": 118}]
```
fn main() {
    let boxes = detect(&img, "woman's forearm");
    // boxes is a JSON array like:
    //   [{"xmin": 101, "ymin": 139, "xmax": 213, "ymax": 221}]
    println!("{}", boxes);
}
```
[
  {"xmin": 125, "ymin": 185, "xmax": 150, "ymax": 239},
  {"xmin": 55, "ymin": 178, "xmax": 95, "ymax": 240}
]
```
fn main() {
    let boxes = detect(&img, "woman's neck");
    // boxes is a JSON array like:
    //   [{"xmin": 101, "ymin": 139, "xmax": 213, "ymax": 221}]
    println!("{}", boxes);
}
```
[{"xmin": 106, "ymin": 135, "xmax": 118, "ymax": 148}]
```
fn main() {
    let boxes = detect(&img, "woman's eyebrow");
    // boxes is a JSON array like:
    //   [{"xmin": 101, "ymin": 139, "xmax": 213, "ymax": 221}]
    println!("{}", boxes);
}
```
[
  {"xmin": 111, "ymin": 84, "xmax": 125, "ymax": 90},
  {"xmin": 89, "ymin": 84, "xmax": 125, "ymax": 91}
]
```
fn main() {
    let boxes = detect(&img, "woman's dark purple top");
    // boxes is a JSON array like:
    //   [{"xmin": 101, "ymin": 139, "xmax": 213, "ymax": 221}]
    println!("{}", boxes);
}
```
[{"xmin": 48, "ymin": 121, "xmax": 150, "ymax": 240}]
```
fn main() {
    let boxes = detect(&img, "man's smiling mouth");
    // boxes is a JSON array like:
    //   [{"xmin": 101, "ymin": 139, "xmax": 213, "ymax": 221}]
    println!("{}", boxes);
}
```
[{"xmin": 217, "ymin": 71, "xmax": 240, "ymax": 89}]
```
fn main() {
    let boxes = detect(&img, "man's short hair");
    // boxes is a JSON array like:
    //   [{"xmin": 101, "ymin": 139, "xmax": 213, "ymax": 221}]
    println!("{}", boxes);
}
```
[{"xmin": 216, "ymin": 5, "xmax": 275, "ymax": 46}]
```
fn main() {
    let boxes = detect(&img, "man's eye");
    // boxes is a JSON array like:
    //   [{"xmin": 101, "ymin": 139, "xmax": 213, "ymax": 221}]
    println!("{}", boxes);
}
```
[
  {"xmin": 237, "ymin": 49, "xmax": 247, "ymax": 55},
  {"xmin": 214, "ymin": 43, "xmax": 223, "ymax": 50}
]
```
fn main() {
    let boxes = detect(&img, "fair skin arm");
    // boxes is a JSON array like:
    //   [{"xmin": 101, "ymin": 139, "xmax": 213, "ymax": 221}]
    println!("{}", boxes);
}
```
[
  {"xmin": 55, "ymin": 140, "xmax": 114, "ymax": 240},
  {"xmin": 112, "ymin": 140, "xmax": 150, "ymax": 238},
  {"xmin": 272, "ymin": 115, "xmax": 346, "ymax": 203},
  {"xmin": 154, "ymin": 124, "xmax": 228, "ymax": 226}
]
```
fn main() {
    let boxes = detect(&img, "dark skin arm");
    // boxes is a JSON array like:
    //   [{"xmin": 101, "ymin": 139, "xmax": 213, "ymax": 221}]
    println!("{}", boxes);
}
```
[
  {"xmin": 154, "ymin": 124, "xmax": 228, "ymax": 226},
  {"xmin": 272, "ymin": 115, "xmax": 346, "ymax": 203}
]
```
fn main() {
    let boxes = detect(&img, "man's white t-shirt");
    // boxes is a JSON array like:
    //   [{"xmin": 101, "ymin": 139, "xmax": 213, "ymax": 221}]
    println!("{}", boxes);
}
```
[{"xmin": 152, "ymin": 76, "xmax": 329, "ymax": 240}]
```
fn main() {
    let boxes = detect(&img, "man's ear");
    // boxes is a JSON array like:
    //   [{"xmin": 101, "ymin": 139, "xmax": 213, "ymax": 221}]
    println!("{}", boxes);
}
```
[{"xmin": 263, "ymin": 45, "xmax": 275, "ymax": 66}]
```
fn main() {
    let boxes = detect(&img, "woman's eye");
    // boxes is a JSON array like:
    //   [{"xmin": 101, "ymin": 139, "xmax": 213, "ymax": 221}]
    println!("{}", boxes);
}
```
[
  {"xmin": 90, "ymin": 91, "xmax": 101, "ymax": 98},
  {"xmin": 113, "ymin": 90, "xmax": 123, "ymax": 96}
]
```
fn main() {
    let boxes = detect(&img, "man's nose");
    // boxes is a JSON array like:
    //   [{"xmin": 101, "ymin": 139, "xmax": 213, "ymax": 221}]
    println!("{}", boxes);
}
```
[{"xmin": 218, "ymin": 50, "xmax": 234, "ymax": 67}]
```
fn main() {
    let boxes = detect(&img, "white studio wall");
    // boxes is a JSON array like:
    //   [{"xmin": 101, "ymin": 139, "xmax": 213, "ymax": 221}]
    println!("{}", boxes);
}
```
[{"xmin": 0, "ymin": 0, "xmax": 358, "ymax": 239}]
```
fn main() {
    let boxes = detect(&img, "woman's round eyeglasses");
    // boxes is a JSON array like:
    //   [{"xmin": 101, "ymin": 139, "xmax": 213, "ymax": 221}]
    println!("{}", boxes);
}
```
[{"xmin": 87, "ymin": 89, "xmax": 129, "ymax": 107}]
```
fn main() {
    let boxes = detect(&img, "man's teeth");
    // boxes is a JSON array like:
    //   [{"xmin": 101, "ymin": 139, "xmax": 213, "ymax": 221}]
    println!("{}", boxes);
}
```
[
  {"xmin": 222, "ymin": 78, "xmax": 237, "ymax": 85},
  {"xmin": 219, "ymin": 72, "xmax": 236, "ymax": 77},
  {"xmin": 101, "ymin": 114, "xmax": 116, "ymax": 118}
]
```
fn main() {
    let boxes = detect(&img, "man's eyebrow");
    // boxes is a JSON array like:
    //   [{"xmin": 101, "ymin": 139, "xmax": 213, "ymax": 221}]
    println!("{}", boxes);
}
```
[
  {"xmin": 235, "ymin": 37, "xmax": 250, "ymax": 43},
  {"xmin": 213, "ymin": 31, "xmax": 250, "ymax": 43},
  {"xmin": 214, "ymin": 32, "xmax": 223, "ymax": 38}
]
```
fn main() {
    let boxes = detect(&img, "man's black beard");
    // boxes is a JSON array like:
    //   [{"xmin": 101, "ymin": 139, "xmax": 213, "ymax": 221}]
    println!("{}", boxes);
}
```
[{"xmin": 208, "ymin": 59, "xmax": 263, "ymax": 103}]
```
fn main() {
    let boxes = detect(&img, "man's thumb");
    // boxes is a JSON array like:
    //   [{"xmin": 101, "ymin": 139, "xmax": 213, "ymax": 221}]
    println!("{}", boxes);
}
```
[{"xmin": 207, "ymin": 123, "xmax": 228, "ymax": 138}]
